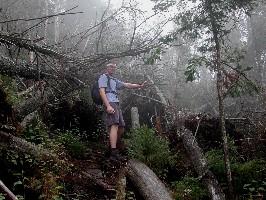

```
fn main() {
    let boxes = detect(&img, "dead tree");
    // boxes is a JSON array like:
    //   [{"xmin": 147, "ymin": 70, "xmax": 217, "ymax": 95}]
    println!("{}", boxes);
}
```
[
  {"xmin": 178, "ymin": 128, "xmax": 226, "ymax": 200},
  {"xmin": 0, "ymin": 180, "xmax": 18, "ymax": 200},
  {"xmin": 126, "ymin": 159, "xmax": 173, "ymax": 200}
]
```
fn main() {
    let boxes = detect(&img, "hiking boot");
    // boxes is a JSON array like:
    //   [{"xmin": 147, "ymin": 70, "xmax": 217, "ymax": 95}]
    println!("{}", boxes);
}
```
[
  {"xmin": 104, "ymin": 149, "xmax": 111, "ymax": 158},
  {"xmin": 110, "ymin": 149, "xmax": 128, "ymax": 161}
]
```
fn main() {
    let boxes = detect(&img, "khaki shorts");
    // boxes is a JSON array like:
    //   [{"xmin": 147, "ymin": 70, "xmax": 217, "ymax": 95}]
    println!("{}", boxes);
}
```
[{"xmin": 103, "ymin": 102, "xmax": 125, "ymax": 127}]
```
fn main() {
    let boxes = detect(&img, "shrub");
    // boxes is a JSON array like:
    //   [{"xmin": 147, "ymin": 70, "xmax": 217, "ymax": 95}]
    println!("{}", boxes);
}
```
[
  {"xmin": 127, "ymin": 125, "xmax": 177, "ymax": 177},
  {"xmin": 205, "ymin": 148, "xmax": 266, "ymax": 197},
  {"xmin": 55, "ymin": 130, "xmax": 87, "ymax": 158},
  {"xmin": 234, "ymin": 159, "xmax": 266, "ymax": 196},
  {"xmin": 172, "ymin": 176, "xmax": 207, "ymax": 200},
  {"xmin": 22, "ymin": 118, "xmax": 49, "ymax": 145}
]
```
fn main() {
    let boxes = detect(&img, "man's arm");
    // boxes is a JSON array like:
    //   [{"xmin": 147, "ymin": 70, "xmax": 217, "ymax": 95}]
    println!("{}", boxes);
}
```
[
  {"xmin": 99, "ymin": 88, "xmax": 115, "ymax": 114},
  {"xmin": 124, "ymin": 81, "xmax": 147, "ymax": 89}
]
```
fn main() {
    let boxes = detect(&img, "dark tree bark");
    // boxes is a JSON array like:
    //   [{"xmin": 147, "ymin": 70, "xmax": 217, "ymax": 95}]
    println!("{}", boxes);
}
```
[{"xmin": 179, "ymin": 128, "xmax": 226, "ymax": 200}]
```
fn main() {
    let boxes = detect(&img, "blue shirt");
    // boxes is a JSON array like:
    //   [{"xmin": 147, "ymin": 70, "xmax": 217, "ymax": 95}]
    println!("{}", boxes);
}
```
[{"xmin": 98, "ymin": 74, "xmax": 124, "ymax": 102}]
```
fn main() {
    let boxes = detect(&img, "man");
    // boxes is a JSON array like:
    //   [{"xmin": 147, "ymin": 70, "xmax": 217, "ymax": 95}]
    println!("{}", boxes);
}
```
[{"xmin": 98, "ymin": 62, "xmax": 147, "ymax": 160}]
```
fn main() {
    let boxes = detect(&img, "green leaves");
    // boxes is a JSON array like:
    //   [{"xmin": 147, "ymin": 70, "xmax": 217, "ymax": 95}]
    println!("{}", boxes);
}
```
[
  {"xmin": 128, "ymin": 125, "xmax": 177, "ymax": 176},
  {"xmin": 13, "ymin": 181, "xmax": 23, "ymax": 187},
  {"xmin": 172, "ymin": 176, "xmax": 207, "ymax": 200},
  {"xmin": 144, "ymin": 47, "xmax": 165, "ymax": 65},
  {"xmin": 185, "ymin": 56, "xmax": 208, "ymax": 82},
  {"xmin": 152, "ymin": 0, "xmax": 177, "ymax": 12},
  {"xmin": 184, "ymin": 65, "xmax": 199, "ymax": 82},
  {"xmin": 225, "ymin": 75, "xmax": 260, "ymax": 97}
]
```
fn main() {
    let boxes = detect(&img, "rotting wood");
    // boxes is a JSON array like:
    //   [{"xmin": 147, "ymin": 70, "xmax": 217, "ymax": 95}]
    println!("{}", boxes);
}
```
[{"xmin": 178, "ymin": 128, "xmax": 226, "ymax": 200}]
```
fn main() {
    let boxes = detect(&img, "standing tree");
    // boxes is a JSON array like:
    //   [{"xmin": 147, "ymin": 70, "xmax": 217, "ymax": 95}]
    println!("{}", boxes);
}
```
[{"xmin": 152, "ymin": 0, "xmax": 260, "ymax": 199}]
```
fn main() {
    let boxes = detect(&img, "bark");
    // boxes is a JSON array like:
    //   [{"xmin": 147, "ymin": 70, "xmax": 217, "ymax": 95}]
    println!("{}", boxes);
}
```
[
  {"xmin": 145, "ymin": 74, "xmax": 168, "ymax": 105},
  {"xmin": 0, "ymin": 53, "xmax": 87, "ymax": 122},
  {"xmin": 0, "ymin": 33, "xmax": 160, "ymax": 66},
  {"xmin": 14, "ymin": 82, "xmax": 83, "ymax": 122},
  {"xmin": 54, "ymin": 0, "xmax": 60, "ymax": 44},
  {"xmin": 15, "ymin": 88, "xmax": 55, "ymax": 122},
  {"xmin": 207, "ymin": 1, "xmax": 234, "ymax": 198},
  {"xmin": 0, "ymin": 54, "xmax": 87, "ymax": 86},
  {"xmin": 0, "ymin": 180, "xmax": 18, "ymax": 200},
  {"xmin": 0, "ymin": 131, "xmax": 54, "ymax": 160},
  {"xmin": 179, "ymin": 128, "xmax": 225, "ymax": 200},
  {"xmin": 0, "ymin": 131, "xmax": 114, "ymax": 191},
  {"xmin": 0, "ymin": 54, "xmax": 51, "ymax": 80},
  {"xmin": 131, "ymin": 107, "xmax": 140, "ymax": 128},
  {"xmin": 0, "ymin": 131, "xmax": 173, "ymax": 198},
  {"xmin": 0, "ymin": 33, "xmax": 72, "ymax": 60},
  {"xmin": 126, "ymin": 159, "xmax": 173, "ymax": 200}
]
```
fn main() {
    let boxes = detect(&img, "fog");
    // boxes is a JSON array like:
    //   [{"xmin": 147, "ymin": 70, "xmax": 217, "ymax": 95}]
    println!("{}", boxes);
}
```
[{"xmin": 0, "ymin": 0, "xmax": 265, "ymax": 119}]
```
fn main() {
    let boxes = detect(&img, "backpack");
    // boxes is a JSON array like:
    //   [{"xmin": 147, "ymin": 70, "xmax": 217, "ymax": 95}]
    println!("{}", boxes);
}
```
[{"xmin": 91, "ymin": 74, "xmax": 114, "ymax": 105}]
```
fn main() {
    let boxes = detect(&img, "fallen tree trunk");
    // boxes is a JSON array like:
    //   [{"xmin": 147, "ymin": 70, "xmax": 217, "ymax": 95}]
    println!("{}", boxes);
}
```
[
  {"xmin": 179, "ymin": 128, "xmax": 226, "ymax": 200},
  {"xmin": 126, "ymin": 159, "xmax": 173, "ymax": 200},
  {"xmin": 0, "ymin": 180, "xmax": 18, "ymax": 200},
  {"xmin": 0, "ymin": 131, "xmax": 172, "ymax": 199},
  {"xmin": 14, "ymin": 82, "xmax": 83, "ymax": 122},
  {"xmin": 0, "ymin": 131, "xmax": 54, "ymax": 160}
]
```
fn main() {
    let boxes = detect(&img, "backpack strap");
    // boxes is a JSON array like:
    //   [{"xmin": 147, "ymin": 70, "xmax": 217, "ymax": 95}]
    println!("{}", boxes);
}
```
[{"xmin": 104, "ymin": 74, "xmax": 117, "ymax": 94}]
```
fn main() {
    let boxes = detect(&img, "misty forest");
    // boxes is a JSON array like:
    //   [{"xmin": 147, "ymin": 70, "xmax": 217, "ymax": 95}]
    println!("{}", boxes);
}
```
[{"xmin": 0, "ymin": 0, "xmax": 265, "ymax": 199}]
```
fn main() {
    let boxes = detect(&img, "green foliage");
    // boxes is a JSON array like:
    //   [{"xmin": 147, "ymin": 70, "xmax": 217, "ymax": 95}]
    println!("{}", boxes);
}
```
[
  {"xmin": 226, "ymin": 76, "xmax": 260, "ymax": 97},
  {"xmin": 159, "ymin": 33, "xmax": 177, "ymax": 44},
  {"xmin": 205, "ymin": 148, "xmax": 266, "ymax": 196},
  {"xmin": 0, "ymin": 75, "xmax": 20, "ymax": 106},
  {"xmin": 205, "ymin": 148, "xmax": 226, "ymax": 174},
  {"xmin": 144, "ymin": 47, "xmax": 165, "ymax": 65},
  {"xmin": 243, "ymin": 180, "xmax": 266, "ymax": 199},
  {"xmin": 152, "ymin": 0, "xmax": 176, "ymax": 12},
  {"xmin": 172, "ymin": 176, "xmax": 207, "ymax": 200},
  {"xmin": 154, "ymin": 0, "xmax": 259, "ymax": 99},
  {"xmin": 185, "ymin": 56, "xmax": 208, "ymax": 82},
  {"xmin": 234, "ymin": 159, "xmax": 266, "ymax": 195},
  {"xmin": 127, "ymin": 125, "xmax": 177, "ymax": 177},
  {"xmin": 55, "ymin": 130, "xmax": 87, "ymax": 158},
  {"xmin": 22, "ymin": 118, "xmax": 49, "ymax": 145},
  {"xmin": 4, "ymin": 150, "xmax": 39, "ymax": 199},
  {"xmin": 0, "ymin": 193, "xmax": 5, "ymax": 200},
  {"xmin": 78, "ymin": 88, "xmax": 93, "ymax": 104}
]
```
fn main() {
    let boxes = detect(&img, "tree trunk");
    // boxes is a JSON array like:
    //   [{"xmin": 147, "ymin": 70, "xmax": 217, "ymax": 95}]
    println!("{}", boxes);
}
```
[
  {"xmin": 0, "ymin": 131, "xmax": 54, "ymax": 160},
  {"xmin": 0, "ymin": 180, "xmax": 18, "ymax": 200},
  {"xmin": 145, "ymin": 74, "xmax": 168, "ymax": 105},
  {"xmin": 179, "ymin": 128, "xmax": 226, "ymax": 200},
  {"xmin": 207, "ymin": 0, "xmax": 234, "ymax": 198},
  {"xmin": 54, "ymin": 0, "xmax": 60, "ymax": 44},
  {"xmin": 126, "ymin": 159, "xmax": 173, "ymax": 200},
  {"xmin": 131, "ymin": 107, "xmax": 140, "ymax": 128}
]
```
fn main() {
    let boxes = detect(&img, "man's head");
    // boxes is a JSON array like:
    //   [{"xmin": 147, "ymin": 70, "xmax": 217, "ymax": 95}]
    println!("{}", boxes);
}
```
[{"xmin": 106, "ymin": 62, "xmax": 117, "ymax": 75}]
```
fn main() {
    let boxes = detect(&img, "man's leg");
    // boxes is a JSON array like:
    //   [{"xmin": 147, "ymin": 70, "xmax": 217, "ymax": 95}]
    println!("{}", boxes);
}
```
[
  {"xmin": 109, "ymin": 124, "xmax": 119, "ymax": 149},
  {"xmin": 117, "ymin": 126, "xmax": 125, "ymax": 152}
]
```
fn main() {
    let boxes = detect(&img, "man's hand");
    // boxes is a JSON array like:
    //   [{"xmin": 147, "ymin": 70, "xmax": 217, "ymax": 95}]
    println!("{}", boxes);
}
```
[
  {"xmin": 107, "ymin": 105, "xmax": 115, "ymax": 115},
  {"xmin": 140, "ymin": 81, "xmax": 148, "ymax": 87}
]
